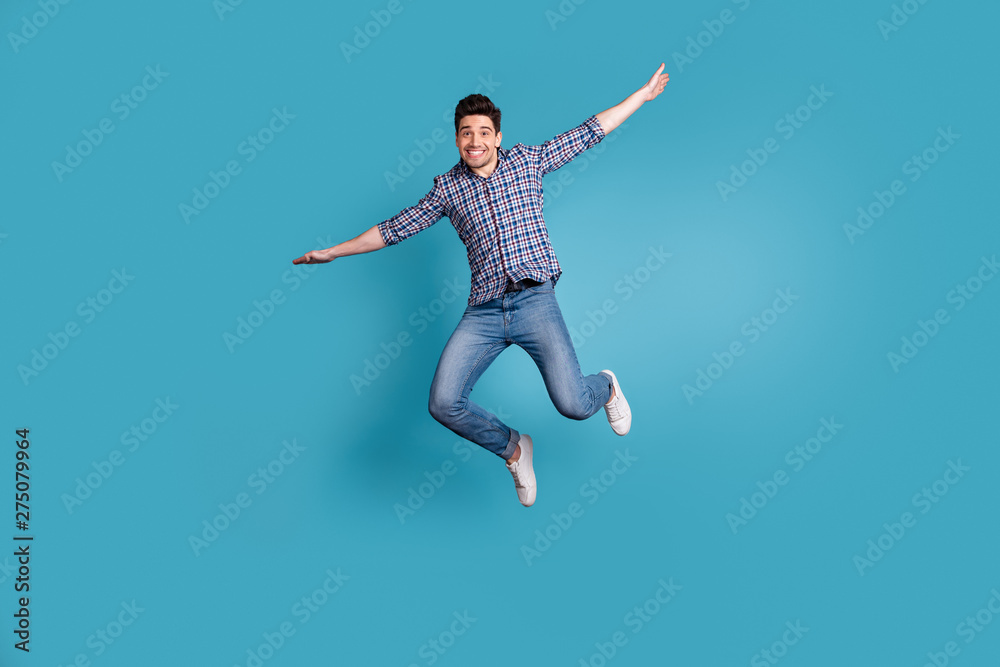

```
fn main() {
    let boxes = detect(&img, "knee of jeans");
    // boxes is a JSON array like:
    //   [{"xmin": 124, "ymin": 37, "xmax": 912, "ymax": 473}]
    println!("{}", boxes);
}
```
[
  {"xmin": 428, "ymin": 390, "xmax": 458, "ymax": 424},
  {"xmin": 554, "ymin": 397, "xmax": 589, "ymax": 421}
]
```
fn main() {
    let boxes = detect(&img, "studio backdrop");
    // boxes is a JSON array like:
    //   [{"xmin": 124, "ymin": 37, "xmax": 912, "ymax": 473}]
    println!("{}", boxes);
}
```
[{"xmin": 2, "ymin": 0, "xmax": 998, "ymax": 665}]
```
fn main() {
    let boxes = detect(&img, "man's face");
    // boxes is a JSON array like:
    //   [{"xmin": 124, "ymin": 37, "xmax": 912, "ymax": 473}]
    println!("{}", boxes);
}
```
[{"xmin": 456, "ymin": 114, "xmax": 502, "ymax": 170}]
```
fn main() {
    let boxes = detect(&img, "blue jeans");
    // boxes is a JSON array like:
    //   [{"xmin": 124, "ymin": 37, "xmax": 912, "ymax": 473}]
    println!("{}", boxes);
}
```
[{"xmin": 428, "ymin": 278, "xmax": 613, "ymax": 460}]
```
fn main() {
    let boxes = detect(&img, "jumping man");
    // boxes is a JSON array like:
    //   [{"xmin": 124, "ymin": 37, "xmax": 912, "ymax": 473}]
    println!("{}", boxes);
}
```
[{"xmin": 293, "ymin": 63, "xmax": 669, "ymax": 507}]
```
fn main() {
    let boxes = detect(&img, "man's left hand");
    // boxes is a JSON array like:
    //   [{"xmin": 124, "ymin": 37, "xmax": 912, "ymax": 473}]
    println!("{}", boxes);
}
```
[{"xmin": 641, "ymin": 63, "xmax": 669, "ymax": 102}]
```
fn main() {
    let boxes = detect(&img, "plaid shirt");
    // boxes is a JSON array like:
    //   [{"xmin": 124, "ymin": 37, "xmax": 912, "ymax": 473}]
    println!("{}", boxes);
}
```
[{"xmin": 377, "ymin": 115, "xmax": 606, "ymax": 306}]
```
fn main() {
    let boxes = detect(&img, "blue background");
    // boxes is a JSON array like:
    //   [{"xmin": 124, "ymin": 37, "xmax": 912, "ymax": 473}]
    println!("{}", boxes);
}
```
[{"xmin": 2, "ymin": 0, "xmax": 998, "ymax": 665}]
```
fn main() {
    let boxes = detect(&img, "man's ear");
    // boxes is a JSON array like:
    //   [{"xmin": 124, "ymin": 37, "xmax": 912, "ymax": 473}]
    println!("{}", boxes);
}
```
[{"xmin": 495, "ymin": 131, "xmax": 502, "ymax": 146}]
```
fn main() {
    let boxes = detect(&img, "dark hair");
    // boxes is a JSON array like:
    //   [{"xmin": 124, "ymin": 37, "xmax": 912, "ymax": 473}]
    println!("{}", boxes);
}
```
[{"xmin": 454, "ymin": 94, "xmax": 501, "ymax": 135}]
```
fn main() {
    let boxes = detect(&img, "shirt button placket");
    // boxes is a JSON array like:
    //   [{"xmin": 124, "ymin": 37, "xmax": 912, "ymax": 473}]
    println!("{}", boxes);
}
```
[{"xmin": 483, "ymin": 178, "xmax": 510, "ymax": 290}]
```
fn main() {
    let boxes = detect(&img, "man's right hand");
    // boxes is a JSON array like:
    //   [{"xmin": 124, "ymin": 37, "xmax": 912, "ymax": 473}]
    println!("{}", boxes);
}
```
[{"xmin": 292, "ymin": 248, "xmax": 336, "ymax": 264}]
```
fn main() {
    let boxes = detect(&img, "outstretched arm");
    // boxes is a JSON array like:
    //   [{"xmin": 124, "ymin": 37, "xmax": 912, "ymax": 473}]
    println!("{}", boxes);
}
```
[
  {"xmin": 292, "ymin": 225, "xmax": 386, "ymax": 264},
  {"xmin": 595, "ymin": 63, "xmax": 669, "ymax": 135},
  {"xmin": 292, "ymin": 177, "xmax": 446, "ymax": 264}
]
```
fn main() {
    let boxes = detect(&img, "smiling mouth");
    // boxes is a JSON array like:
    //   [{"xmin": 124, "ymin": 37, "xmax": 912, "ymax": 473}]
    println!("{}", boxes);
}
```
[{"xmin": 466, "ymin": 149, "xmax": 486, "ymax": 158}]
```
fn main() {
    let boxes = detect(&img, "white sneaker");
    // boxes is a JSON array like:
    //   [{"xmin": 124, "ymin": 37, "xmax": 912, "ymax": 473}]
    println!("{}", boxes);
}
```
[
  {"xmin": 600, "ymin": 370, "xmax": 631, "ymax": 436},
  {"xmin": 505, "ymin": 434, "xmax": 536, "ymax": 507}
]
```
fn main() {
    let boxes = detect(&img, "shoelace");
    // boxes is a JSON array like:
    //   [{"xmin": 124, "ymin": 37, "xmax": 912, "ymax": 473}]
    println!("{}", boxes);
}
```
[
  {"xmin": 606, "ymin": 397, "xmax": 624, "ymax": 422},
  {"xmin": 507, "ymin": 461, "xmax": 524, "ymax": 487}
]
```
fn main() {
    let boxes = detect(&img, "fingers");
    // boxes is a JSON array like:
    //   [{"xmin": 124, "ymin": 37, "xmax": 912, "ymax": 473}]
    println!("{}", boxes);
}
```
[
  {"xmin": 647, "ymin": 67, "xmax": 669, "ymax": 93},
  {"xmin": 292, "ymin": 250, "xmax": 335, "ymax": 265}
]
